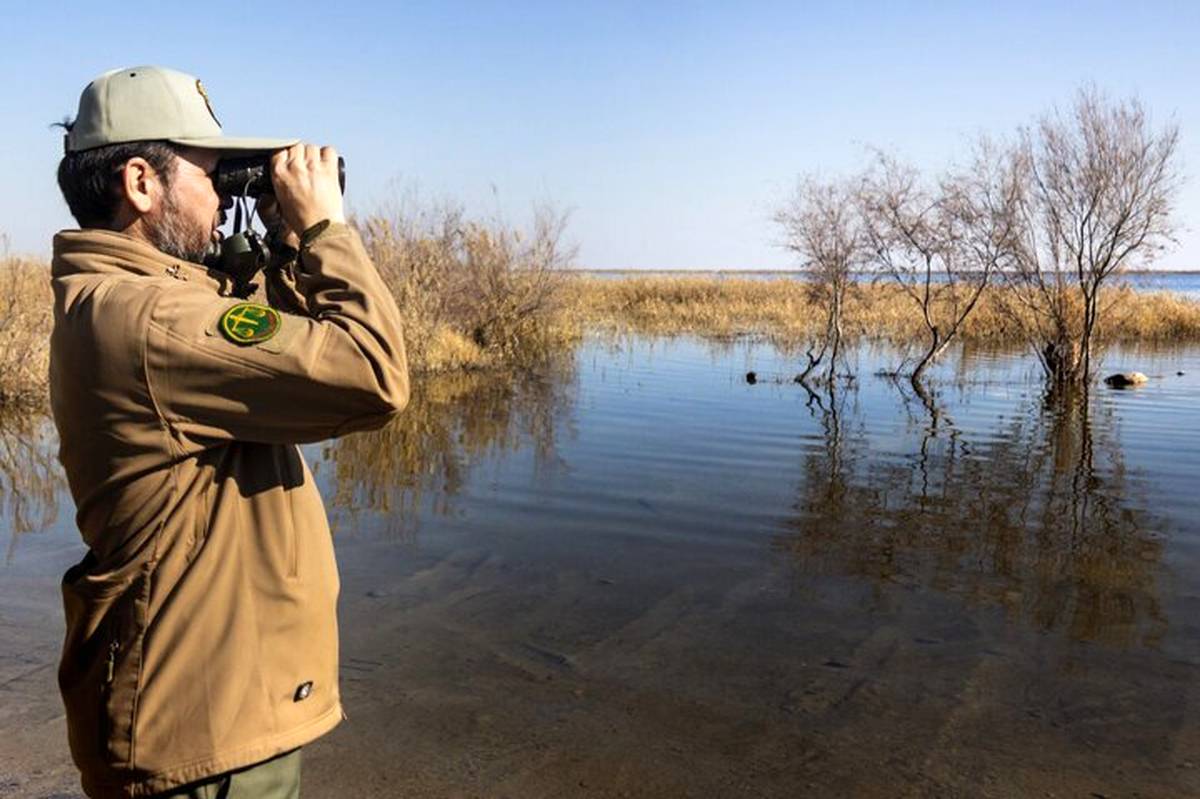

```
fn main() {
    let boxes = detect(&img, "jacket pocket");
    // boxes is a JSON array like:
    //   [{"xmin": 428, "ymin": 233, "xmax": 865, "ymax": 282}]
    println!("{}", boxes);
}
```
[
  {"xmin": 60, "ymin": 558, "xmax": 152, "ymax": 771},
  {"xmin": 103, "ymin": 568, "xmax": 150, "ymax": 766}
]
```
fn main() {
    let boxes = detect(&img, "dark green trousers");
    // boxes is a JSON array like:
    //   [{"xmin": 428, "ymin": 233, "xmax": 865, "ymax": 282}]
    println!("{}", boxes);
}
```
[{"xmin": 152, "ymin": 748, "xmax": 301, "ymax": 799}]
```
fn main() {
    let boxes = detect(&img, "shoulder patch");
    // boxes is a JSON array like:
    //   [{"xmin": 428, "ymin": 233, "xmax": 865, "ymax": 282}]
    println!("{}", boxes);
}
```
[{"xmin": 218, "ymin": 302, "xmax": 281, "ymax": 345}]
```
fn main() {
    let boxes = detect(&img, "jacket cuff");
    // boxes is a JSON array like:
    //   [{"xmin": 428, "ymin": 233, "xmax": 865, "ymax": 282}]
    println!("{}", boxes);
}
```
[{"xmin": 299, "ymin": 220, "xmax": 344, "ymax": 250}]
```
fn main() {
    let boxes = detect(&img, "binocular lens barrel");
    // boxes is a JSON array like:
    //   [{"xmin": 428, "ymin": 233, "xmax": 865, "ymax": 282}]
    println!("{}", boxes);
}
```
[{"xmin": 214, "ymin": 155, "xmax": 346, "ymax": 198}]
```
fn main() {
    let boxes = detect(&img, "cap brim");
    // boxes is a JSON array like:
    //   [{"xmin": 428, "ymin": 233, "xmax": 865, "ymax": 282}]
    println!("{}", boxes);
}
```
[{"xmin": 168, "ymin": 135, "xmax": 299, "ymax": 153}]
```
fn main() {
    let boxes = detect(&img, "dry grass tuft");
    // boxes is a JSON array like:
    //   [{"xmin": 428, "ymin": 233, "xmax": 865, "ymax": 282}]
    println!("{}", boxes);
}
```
[
  {"xmin": 355, "ymin": 203, "xmax": 581, "ymax": 373},
  {"xmin": 0, "ymin": 255, "xmax": 51, "ymax": 406}
]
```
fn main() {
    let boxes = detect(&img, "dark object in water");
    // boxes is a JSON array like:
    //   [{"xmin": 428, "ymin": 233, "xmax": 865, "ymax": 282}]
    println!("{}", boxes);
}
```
[
  {"xmin": 1103, "ymin": 371, "xmax": 1149, "ymax": 388},
  {"xmin": 745, "ymin": 371, "xmax": 757, "ymax": 385},
  {"xmin": 1178, "ymin": 371, "xmax": 1186, "ymax": 376},
  {"xmin": 636, "ymin": 497, "xmax": 658, "ymax": 514},
  {"xmin": 521, "ymin": 642, "xmax": 574, "ymax": 670}
]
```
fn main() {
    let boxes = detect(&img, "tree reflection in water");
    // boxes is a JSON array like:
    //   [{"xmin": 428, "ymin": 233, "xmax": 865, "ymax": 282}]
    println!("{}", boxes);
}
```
[
  {"xmin": 777, "ymin": 381, "xmax": 1166, "ymax": 648},
  {"xmin": 0, "ymin": 409, "xmax": 63, "ymax": 562},
  {"xmin": 323, "ymin": 358, "xmax": 576, "ymax": 540}
]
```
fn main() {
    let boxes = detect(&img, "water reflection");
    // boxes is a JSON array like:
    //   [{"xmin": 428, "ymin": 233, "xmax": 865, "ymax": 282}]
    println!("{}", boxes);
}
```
[
  {"xmin": 778, "ymin": 383, "xmax": 1167, "ymax": 648},
  {"xmin": 0, "ymin": 409, "xmax": 63, "ymax": 562},
  {"xmin": 323, "ymin": 358, "xmax": 577, "ymax": 539}
]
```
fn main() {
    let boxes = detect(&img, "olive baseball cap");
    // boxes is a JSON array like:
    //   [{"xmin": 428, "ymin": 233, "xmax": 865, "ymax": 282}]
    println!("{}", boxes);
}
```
[{"xmin": 65, "ymin": 66, "xmax": 298, "ymax": 153}]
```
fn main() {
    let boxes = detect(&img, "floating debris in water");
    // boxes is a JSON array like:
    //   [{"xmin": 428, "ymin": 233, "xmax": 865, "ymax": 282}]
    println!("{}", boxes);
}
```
[{"xmin": 1103, "ymin": 371, "xmax": 1149, "ymax": 388}]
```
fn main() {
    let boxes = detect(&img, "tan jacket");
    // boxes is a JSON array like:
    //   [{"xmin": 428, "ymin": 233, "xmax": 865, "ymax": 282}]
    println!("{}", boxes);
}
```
[{"xmin": 49, "ymin": 225, "xmax": 408, "ymax": 798}]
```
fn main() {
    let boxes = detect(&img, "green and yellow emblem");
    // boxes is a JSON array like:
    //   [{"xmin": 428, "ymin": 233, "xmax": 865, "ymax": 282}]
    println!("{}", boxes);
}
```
[{"xmin": 219, "ymin": 303, "xmax": 280, "ymax": 345}]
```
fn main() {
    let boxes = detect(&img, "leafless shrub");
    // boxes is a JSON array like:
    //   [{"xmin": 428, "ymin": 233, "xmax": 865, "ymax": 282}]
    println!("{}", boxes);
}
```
[
  {"xmin": 355, "ymin": 200, "xmax": 579, "ymax": 372},
  {"xmin": 859, "ymin": 145, "xmax": 1020, "ymax": 386},
  {"xmin": 774, "ymin": 177, "xmax": 865, "ymax": 384},
  {"xmin": 1004, "ymin": 87, "xmax": 1181, "ymax": 385}
]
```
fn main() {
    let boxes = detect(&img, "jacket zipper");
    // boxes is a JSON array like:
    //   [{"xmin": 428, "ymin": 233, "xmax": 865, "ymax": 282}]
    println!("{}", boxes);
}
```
[{"xmin": 105, "ymin": 639, "xmax": 120, "ymax": 685}]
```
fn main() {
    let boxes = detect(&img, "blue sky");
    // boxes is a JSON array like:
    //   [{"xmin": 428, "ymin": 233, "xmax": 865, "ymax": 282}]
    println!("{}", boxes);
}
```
[{"xmin": 2, "ymin": 1, "xmax": 1197, "ymax": 269}]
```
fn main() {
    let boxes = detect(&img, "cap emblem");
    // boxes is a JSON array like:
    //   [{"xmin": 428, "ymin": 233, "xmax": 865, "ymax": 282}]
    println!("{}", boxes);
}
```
[
  {"xmin": 195, "ymin": 79, "xmax": 221, "ymax": 126},
  {"xmin": 219, "ymin": 302, "xmax": 281, "ymax": 345}
]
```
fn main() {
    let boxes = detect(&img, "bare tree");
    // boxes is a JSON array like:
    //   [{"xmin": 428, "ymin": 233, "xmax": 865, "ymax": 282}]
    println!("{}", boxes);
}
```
[
  {"xmin": 859, "ymin": 147, "xmax": 1020, "ymax": 387},
  {"xmin": 1005, "ymin": 87, "xmax": 1181, "ymax": 385},
  {"xmin": 774, "ymin": 177, "xmax": 864, "ymax": 384}
]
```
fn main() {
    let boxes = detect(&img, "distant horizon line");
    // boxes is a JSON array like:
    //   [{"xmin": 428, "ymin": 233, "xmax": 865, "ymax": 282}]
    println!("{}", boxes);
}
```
[{"xmin": 571, "ymin": 267, "xmax": 1200, "ymax": 275}]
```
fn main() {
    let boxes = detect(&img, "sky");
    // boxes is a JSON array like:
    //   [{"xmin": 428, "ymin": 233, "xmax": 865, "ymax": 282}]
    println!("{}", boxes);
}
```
[{"xmin": 2, "ymin": 0, "xmax": 1197, "ymax": 270}]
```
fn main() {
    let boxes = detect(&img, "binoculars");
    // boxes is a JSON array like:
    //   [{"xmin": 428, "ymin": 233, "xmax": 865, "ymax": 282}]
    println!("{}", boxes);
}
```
[{"xmin": 213, "ymin": 155, "xmax": 346, "ymax": 198}]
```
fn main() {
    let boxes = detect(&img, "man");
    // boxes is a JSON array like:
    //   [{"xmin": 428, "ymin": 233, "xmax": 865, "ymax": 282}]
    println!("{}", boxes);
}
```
[{"xmin": 50, "ymin": 66, "xmax": 409, "ymax": 798}]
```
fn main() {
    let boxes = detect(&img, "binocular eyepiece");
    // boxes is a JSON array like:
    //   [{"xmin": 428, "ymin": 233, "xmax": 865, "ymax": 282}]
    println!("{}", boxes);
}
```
[{"xmin": 213, "ymin": 155, "xmax": 346, "ymax": 198}]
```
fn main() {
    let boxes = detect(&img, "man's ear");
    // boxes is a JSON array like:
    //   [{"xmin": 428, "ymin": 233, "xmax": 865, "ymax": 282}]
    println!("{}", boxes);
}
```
[{"xmin": 119, "ymin": 157, "xmax": 161, "ymax": 214}]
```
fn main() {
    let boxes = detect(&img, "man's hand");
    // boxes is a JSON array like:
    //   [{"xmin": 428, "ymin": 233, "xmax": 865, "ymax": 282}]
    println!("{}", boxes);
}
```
[{"xmin": 270, "ymin": 143, "xmax": 346, "ymax": 235}]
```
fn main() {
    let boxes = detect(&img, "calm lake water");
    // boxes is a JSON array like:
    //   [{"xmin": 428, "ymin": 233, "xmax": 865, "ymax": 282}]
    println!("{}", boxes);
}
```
[{"xmin": 2, "ymin": 336, "xmax": 1199, "ymax": 797}]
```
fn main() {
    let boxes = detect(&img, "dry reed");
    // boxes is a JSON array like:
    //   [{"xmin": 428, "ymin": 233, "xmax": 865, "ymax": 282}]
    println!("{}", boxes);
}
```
[
  {"xmin": 354, "ymin": 203, "xmax": 581, "ymax": 373},
  {"xmin": 6, "ymin": 243, "xmax": 1198, "ymax": 403},
  {"xmin": 0, "ymin": 255, "xmax": 51, "ymax": 406},
  {"xmin": 567, "ymin": 275, "xmax": 1200, "ymax": 347}
]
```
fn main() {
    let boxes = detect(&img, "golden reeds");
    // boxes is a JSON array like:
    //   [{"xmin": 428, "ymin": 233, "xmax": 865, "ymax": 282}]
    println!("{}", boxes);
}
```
[
  {"xmin": 5, "ymin": 243, "xmax": 1198, "ymax": 405},
  {"xmin": 0, "ymin": 256, "xmax": 51, "ymax": 406},
  {"xmin": 565, "ymin": 275, "xmax": 1200, "ymax": 347},
  {"xmin": 354, "ymin": 205, "xmax": 581, "ymax": 373}
]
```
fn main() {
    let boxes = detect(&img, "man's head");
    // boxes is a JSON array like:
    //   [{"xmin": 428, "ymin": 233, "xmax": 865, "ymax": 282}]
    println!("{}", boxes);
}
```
[
  {"xmin": 57, "ymin": 139, "xmax": 224, "ymax": 263},
  {"xmin": 56, "ymin": 66, "xmax": 296, "ymax": 262}
]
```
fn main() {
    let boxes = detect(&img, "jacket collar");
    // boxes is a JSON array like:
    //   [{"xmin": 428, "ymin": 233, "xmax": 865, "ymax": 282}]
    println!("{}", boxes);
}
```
[{"xmin": 52, "ymin": 228, "xmax": 233, "ymax": 295}]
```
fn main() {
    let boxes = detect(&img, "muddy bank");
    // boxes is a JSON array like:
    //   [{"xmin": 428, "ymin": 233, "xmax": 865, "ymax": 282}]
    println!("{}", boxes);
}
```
[
  {"xmin": 302, "ymin": 538, "xmax": 1200, "ymax": 798},
  {"xmin": 7, "ymin": 542, "xmax": 1199, "ymax": 798}
]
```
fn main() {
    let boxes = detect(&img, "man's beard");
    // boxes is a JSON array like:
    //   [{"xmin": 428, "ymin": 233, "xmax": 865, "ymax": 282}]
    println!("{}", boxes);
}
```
[{"xmin": 145, "ymin": 189, "xmax": 213, "ymax": 265}]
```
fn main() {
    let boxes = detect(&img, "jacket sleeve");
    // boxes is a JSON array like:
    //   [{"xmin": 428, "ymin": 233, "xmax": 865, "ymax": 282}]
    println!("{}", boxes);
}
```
[
  {"xmin": 145, "ymin": 223, "xmax": 409, "ymax": 445},
  {"xmin": 262, "ymin": 242, "xmax": 310, "ymax": 316}
]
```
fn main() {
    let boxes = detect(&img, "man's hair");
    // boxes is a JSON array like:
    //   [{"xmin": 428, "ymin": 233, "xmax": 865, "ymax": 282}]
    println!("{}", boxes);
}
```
[{"xmin": 55, "ymin": 121, "xmax": 180, "ymax": 229}]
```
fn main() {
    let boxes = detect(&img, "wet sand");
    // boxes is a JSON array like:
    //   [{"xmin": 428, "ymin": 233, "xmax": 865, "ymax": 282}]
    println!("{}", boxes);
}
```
[
  {"xmin": 5, "ymin": 535, "xmax": 1200, "ymax": 798},
  {"xmin": 11, "ymin": 544, "xmax": 1198, "ymax": 798},
  {"xmin": 303, "ymin": 538, "xmax": 1200, "ymax": 799}
]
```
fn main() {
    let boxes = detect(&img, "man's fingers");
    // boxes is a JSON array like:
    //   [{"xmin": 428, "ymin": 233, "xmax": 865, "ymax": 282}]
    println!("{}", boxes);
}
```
[
  {"xmin": 270, "ymin": 141, "xmax": 346, "ymax": 230},
  {"xmin": 271, "ymin": 147, "xmax": 293, "ymax": 181}
]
